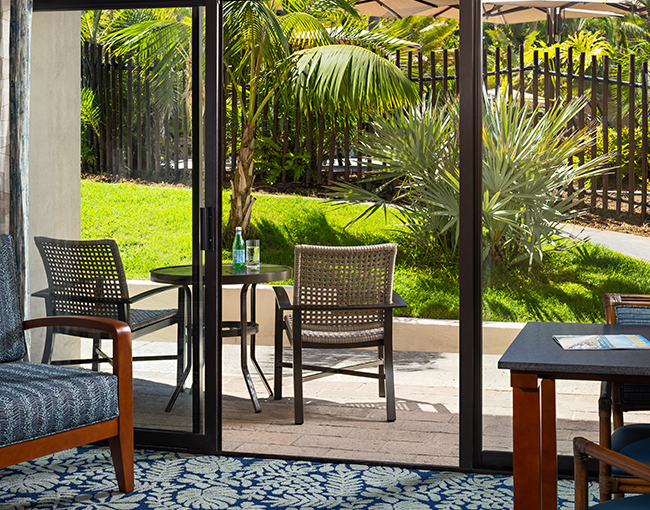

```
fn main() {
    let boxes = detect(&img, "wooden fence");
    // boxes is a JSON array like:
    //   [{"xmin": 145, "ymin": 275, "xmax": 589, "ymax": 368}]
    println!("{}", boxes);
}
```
[
  {"xmin": 82, "ymin": 42, "xmax": 192, "ymax": 184},
  {"xmin": 83, "ymin": 43, "xmax": 650, "ymax": 221}
]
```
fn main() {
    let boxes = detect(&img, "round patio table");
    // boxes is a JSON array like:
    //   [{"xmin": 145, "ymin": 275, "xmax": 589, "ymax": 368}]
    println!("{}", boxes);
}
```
[{"xmin": 150, "ymin": 264, "xmax": 292, "ymax": 413}]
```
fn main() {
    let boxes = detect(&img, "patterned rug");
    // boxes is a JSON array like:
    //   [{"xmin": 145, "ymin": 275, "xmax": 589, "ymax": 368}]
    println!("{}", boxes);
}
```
[{"xmin": 0, "ymin": 447, "xmax": 597, "ymax": 509}]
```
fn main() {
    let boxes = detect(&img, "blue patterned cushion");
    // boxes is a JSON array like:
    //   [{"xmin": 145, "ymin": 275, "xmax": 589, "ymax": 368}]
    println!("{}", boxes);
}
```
[
  {"xmin": 0, "ymin": 362, "xmax": 118, "ymax": 447},
  {"xmin": 614, "ymin": 305, "xmax": 650, "ymax": 324},
  {"xmin": 0, "ymin": 235, "xmax": 27, "ymax": 363},
  {"xmin": 614, "ymin": 305, "xmax": 650, "ymax": 404}
]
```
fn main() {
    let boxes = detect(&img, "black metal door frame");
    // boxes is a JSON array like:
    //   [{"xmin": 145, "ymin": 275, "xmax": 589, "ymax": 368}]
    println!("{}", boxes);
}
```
[
  {"xmin": 33, "ymin": 0, "xmax": 223, "ymax": 453},
  {"xmin": 32, "ymin": 0, "xmax": 524, "ymax": 471}
]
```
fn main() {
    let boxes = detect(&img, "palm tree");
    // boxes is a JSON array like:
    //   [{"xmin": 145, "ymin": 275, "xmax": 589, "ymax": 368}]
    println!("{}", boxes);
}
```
[{"xmin": 224, "ymin": 0, "xmax": 418, "ymax": 236}]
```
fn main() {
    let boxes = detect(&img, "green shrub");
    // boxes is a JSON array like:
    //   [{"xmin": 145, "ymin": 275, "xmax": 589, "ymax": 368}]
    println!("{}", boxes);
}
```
[{"xmin": 329, "ymin": 91, "xmax": 610, "ymax": 267}]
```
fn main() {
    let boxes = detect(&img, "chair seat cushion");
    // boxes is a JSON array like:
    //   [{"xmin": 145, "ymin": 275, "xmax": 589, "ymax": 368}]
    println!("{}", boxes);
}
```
[
  {"xmin": 131, "ymin": 308, "xmax": 177, "ymax": 330},
  {"xmin": 0, "ymin": 362, "xmax": 118, "ymax": 447},
  {"xmin": 611, "ymin": 424, "xmax": 650, "ymax": 476},
  {"xmin": 284, "ymin": 314, "xmax": 384, "ymax": 345},
  {"xmin": 594, "ymin": 494, "xmax": 650, "ymax": 508}
]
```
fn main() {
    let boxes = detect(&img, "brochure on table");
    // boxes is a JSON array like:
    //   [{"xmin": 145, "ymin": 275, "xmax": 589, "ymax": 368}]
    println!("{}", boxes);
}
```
[{"xmin": 553, "ymin": 334, "xmax": 650, "ymax": 350}]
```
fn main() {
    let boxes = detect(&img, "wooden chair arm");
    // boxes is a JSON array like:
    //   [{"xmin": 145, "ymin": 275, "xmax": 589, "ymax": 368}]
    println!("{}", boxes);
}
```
[{"xmin": 574, "ymin": 436, "xmax": 650, "ymax": 510}]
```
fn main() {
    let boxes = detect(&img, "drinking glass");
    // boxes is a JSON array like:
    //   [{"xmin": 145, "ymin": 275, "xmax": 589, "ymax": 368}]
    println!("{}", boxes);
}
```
[{"xmin": 246, "ymin": 240, "xmax": 260, "ymax": 269}]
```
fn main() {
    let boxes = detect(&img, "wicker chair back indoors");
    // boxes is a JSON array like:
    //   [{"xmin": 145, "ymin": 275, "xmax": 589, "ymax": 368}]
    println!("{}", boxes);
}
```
[
  {"xmin": 273, "ymin": 244, "xmax": 407, "ymax": 424},
  {"xmin": 34, "ymin": 236, "xmax": 191, "ymax": 413}
]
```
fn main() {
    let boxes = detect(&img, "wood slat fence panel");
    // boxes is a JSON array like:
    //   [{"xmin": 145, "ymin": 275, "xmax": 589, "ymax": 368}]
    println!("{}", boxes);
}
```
[{"xmin": 83, "ymin": 42, "xmax": 650, "ymax": 223}]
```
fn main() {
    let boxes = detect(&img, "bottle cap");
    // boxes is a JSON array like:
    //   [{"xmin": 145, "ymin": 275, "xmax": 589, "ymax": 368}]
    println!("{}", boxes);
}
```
[{"xmin": 235, "ymin": 226, "xmax": 242, "ymax": 232}]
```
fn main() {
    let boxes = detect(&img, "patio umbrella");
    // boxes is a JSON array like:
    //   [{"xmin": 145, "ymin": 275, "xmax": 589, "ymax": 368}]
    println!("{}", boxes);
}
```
[{"xmin": 355, "ymin": 0, "xmax": 644, "ymax": 43}]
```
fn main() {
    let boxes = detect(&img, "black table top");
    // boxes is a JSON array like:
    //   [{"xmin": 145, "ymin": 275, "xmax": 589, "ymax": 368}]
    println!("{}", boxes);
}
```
[
  {"xmin": 150, "ymin": 264, "xmax": 292, "ymax": 286},
  {"xmin": 498, "ymin": 322, "xmax": 650, "ymax": 380}
]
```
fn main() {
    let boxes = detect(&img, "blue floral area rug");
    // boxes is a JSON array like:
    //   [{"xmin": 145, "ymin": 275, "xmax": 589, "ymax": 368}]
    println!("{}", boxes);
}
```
[{"xmin": 0, "ymin": 446, "xmax": 596, "ymax": 509}]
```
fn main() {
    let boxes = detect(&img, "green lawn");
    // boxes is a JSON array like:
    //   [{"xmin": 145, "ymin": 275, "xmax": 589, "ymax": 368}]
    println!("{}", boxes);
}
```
[{"xmin": 81, "ymin": 179, "xmax": 650, "ymax": 323}]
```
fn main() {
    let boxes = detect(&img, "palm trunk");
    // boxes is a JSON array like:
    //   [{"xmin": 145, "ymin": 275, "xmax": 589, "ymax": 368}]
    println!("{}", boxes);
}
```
[{"xmin": 228, "ymin": 121, "xmax": 256, "ymax": 237}]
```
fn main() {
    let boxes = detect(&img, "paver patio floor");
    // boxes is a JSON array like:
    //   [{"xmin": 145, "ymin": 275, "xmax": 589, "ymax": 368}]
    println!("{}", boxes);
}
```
[{"xmin": 129, "ymin": 341, "xmax": 649, "ymax": 467}]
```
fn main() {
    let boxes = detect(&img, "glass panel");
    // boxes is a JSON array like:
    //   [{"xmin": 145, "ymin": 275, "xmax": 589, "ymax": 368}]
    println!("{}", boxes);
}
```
[
  {"xmin": 220, "ymin": 42, "xmax": 462, "ymax": 467},
  {"xmin": 73, "ymin": 9, "xmax": 208, "ymax": 442},
  {"xmin": 480, "ymin": 45, "xmax": 616, "ymax": 459}
]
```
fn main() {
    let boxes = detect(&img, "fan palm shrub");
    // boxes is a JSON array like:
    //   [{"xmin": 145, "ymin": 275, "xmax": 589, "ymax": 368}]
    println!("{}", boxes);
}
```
[{"xmin": 329, "ymin": 91, "xmax": 611, "ymax": 267}]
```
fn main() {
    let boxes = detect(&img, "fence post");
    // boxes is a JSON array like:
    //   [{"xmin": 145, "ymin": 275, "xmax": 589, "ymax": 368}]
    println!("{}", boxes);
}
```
[
  {"xmin": 603, "ymin": 56, "xmax": 609, "ymax": 213},
  {"xmin": 643, "ymin": 62, "xmax": 648, "ymax": 223},
  {"xmin": 628, "ymin": 54, "xmax": 636, "ymax": 218},
  {"xmin": 591, "ymin": 55, "xmax": 598, "ymax": 210},
  {"xmin": 616, "ymin": 63, "xmax": 623, "ymax": 214}
]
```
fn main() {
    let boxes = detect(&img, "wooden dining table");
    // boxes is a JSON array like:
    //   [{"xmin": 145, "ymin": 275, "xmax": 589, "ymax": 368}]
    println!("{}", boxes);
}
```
[{"xmin": 498, "ymin": 321, "xmax": 650, "ymax": 510}]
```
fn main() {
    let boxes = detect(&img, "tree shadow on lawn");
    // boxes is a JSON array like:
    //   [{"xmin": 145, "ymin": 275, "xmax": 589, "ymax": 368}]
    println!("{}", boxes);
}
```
[
  {"xmin": 253, "ymin": 210, "xmax": 384, "ymax": 268},
  {"xmin": 483, "ymin": 245, "xmax": 650, "ymax": 323}
]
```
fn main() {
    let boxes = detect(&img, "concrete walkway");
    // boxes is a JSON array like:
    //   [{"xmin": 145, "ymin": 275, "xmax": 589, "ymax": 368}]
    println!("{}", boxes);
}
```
[{"xmin": 561, "ymin": 223, "xmax": 650, "ymax": 262}]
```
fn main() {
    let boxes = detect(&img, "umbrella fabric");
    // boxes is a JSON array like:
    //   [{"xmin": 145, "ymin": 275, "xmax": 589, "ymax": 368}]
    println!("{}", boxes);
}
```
[{"xmin": 355, "ymin": 0, "xmax": 641, "ymax": 22}]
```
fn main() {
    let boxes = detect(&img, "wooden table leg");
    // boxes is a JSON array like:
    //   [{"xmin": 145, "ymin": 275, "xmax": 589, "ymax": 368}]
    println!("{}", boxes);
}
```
[
  {"xmin": 512, "ymin": 371, "xmax": 542, "ymax": 510},
  {"xmin": 541, "ymin": 378, "xmax": 557, "ymax": 510}
]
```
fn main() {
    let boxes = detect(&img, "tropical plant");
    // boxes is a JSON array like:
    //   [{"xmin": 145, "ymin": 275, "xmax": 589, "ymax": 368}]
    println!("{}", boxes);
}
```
[
  {"xmin": 223, "ymin": 0, "xmax": 418, "ymax": 238},
  {"xmin": 328, "ymin": 91, "xmax": 611, "ymax": 267},
  {"xmin": 80, "ymin": 87, "xmax": 100, "ymax": 174}
]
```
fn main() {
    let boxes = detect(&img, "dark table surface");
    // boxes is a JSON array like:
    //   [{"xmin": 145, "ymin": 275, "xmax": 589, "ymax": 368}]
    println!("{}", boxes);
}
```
[
  {"xmin": 150, "ymin": 264, "xmax": 291, "ymax": 286},
  {"xmin": 498, "ymin": 321, "xmax": 650, "ymax": 379}
]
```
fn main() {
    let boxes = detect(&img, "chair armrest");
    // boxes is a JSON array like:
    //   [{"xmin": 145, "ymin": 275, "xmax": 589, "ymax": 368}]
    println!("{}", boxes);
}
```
[
  {"xmin": 392, "ymin": 290, "xmax": 408, "ymax": 309},
  {"xmin": 575, "ymin": 436, "xmax": 650, "ymax": 481},
  {"xmin": 273, "ymin": 286, "xmax": 293, "ymax": 310},
  {"xmin": 574, "ymin": 436, "xmax": 650, "ymax": 510},
  {"xmin": 128, "ymin": 284, "xmax": 182, "ymax": 304},
  {"xmin": 23, "ymin": 315, "xmax": 133, "ymax": 384},
  {"xmin": 31, "ymin": 288, "xmax": 50, "ymax": 299}
]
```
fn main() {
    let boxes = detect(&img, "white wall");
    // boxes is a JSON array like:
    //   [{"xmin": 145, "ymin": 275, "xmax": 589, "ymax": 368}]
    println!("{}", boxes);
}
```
[{"xmin": 28, "ymin": 11, "xmax": 81, "ymax": 360}]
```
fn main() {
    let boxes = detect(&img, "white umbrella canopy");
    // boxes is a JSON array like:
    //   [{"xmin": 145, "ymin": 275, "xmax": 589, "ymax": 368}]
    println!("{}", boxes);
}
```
[
  {"xmin": 355, "ymin": 0, "xmax": 644, "ymax": 43},
  {"xmin": 354, "ymin": 0, "xmax": 459, "ymax": 19},
  {"xmin": 355, "ymin": 0, "xmax": 642, "ymax": 20}
]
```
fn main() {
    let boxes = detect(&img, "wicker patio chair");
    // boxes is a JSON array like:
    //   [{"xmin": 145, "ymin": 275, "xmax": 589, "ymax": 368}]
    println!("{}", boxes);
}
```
[
  {"xmin": 273, "ymin": 244, "xmax": 407, "ymax": 424},
  {"xmin": 574, "ymin": 436, "xmax": 650, "ymax": 509},
  {"xmin": 34, "ymin": 236, "xmax": 191, "ymax": 412},
  {"xmin": 0, "ymin": 234, "xmax": 133, "ymax": 492},
  {"xmin": 597, "ymin": 293, "xmax": 650, "ymax": 500}
]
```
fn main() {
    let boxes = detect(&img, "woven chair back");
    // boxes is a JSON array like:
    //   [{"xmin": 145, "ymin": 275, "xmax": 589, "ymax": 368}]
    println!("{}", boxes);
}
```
[
  {"xmin": 0, "ymin": 234, "xmax": 26, "ymax": 363},
  {"xmin": 293, "ymin": 244, "xmax": 397, "ymax": 331},
  {"xmin": 35, "ymin": 237, "xmax": 130, "ymax": 323}
]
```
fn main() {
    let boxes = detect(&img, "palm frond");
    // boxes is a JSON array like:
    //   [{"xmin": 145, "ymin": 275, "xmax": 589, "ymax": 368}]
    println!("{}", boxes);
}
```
[{"xmin": 293, "ymin": 44, "xmax": 418, "ymax": 112}]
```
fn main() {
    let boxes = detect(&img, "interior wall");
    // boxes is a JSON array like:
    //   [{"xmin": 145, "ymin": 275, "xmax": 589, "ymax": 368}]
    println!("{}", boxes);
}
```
[{"xmin": 28, "ymin": 10, "xmax": 81, "ymax": 360}]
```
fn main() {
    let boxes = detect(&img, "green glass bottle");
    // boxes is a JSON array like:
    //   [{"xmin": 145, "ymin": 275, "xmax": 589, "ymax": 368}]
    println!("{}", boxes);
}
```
[{"xmin": 232, "ymin": 226, "xmax": 245, "ymax": 270}]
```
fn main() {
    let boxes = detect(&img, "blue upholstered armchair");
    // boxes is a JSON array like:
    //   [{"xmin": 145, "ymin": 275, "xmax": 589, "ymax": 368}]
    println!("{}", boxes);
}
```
[{"xmin": 0, "ymin": 234, "xmax": 134, "ymax": 493}]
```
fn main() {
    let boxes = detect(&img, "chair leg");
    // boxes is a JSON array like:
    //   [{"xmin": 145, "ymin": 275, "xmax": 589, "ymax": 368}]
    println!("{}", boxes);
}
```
[
  {"xmin": 384, "ymin": 327, "xmax": 396, "ymax": 422},
  {"xmin": 41, "ymin": 327, "xmax": 55, "ymax": 364},
  {"xmin": 107, "ymin": 430, "xmax": 134, "ymax": 493},
  {"xmin": 166, "ymin": 287, "xmax": 192, "ymax": 413},
  {"xmin": 293, "ymin": 320, "xmax": 304, "ymax": 425},
  {"xmin": 274, "ymin": 304, "xmax": 284, "ymax": 400},
  {"xmin": 378, "ymin": 345, "xmax": 386, "ymax": 398},
  {"xmin": 92, "ymin": 335, "xmax": 101, "ymax": 372},
  {"xmin": 175, "ymin": 297, "xmax": 185, "ymax": 389}
]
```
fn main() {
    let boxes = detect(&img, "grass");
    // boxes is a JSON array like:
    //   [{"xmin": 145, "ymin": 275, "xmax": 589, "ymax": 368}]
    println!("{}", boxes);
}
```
[{"xmin": 81, "ymin": 179, "xmax": 650, "ymax": 323}]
